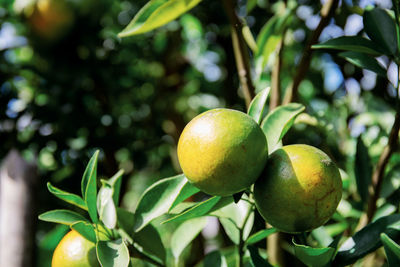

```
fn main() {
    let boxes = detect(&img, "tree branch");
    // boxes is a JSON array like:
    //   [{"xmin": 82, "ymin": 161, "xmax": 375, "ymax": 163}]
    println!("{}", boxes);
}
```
[
  {"xmin": 283, "ymin": 0, "xmax": 339, "ymax": 104},
  {"xmin": 221, "ymin": 0, "xmax": 255, "ymax": 108},
  {"xmin": 366, "ymin": 110, "xmax": 400, "ymax": 222}
]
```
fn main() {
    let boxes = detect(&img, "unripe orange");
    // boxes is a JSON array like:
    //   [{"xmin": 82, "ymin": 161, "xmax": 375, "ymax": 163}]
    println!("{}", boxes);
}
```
[{"xmin": 177, "ymin": 108, "xmax": 268, "ymax": 196}]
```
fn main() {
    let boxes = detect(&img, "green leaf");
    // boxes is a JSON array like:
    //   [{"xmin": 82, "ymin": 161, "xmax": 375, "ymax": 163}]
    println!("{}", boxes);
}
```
[
  {"xmin": 203, "ymin": 251, "xmax": 228, "ymax": 267},
  {"xmin": 364, "ymin": 8, "xmax": 398, "ymax": 55},
  {"xmin": 134, "ymin": 223, "xmax": 166, "ymax": 264},
  {"xmin": 39, "ymin": 209, "xmax": 88, "ymax": 225},
  {"xmin": 97, "ymin": 183, "xmax": 117, "ymax": 229},
  {"xmin": 212, "ymin": 198, "xmax": 254, "ymax": 244},
  {"xmin": 163, "ymin": 196, "xmax": 233, "ymax": 224},
  {"xmin": 334, "ymin": 214, "xmax": 400, "ymax": 265},
  {"xmin": 246, "ymin": 0, "xmax": 257, "ymax": 14},
  {"xmin": 71, "ymin": 221, "xmax": 96, "ymax": 243},
  {"xmin": 133, "ymin": 174, "xmax": 188, "ymax": 232},
  {"xmin": 354, "ymin": 136, "xmax": 372, "ymax": 203},
  {"xmin": 339, "ymin": 51, "xmax": 386, "ymax": 77},
  {"xmin": 247, "ymin": 87, "xmax": 271, "ymax": 124},
  {"xmin": 169, "ymin": 180, "xmax": 200, "ymax": 211},
  {"xmin": 381, "ymin": 233, "xmax": 400, "ymax": 266},
  {"xmin": 261, "ymin": 103, "xmax": 305, "ymax": 153},
  {"xmin": 47, "ymin": 182, "xmax": 87, "ymax": 210},
  {"xmin": 81, "ymin": 150, "xmax": 99, "ymax": 223},
  {"xmin": 96, "ymin": 239, "xmax": 130, "ymax": 267},
  {"xmin": 247, "ymin": 246, "xmax": 273, "ymax": 267},
  {"xmin": 116, "ymin": 208, "xmax": 135, "ymax": 235},
  {"xmin": 292, "ymin": 238, "xmax": 335, "ymax": 267},
  {"xmin": 380, "ymin": 164, "xmax": 400, "ymax": 198},
  {"xmin": 171, "ymin": 217, "xmax": 207, "ymax": 259},
  {"xmin": 246, "ymin": 228, "xmax": 277, "ymax": 245},
  {"xmin": 107, "ymin": 169, "xmax": 124, "ymax": 205},
  {"xmin": 255, "ymin": 11, "xmax": 292, "ymax": 70},
  {"xmin": 312, "ymin": 36, "xmax": 384, "ymax": 56},
  {"xmin": 118, "ymin": 0, "xmax": 202, "ymax": 37}
]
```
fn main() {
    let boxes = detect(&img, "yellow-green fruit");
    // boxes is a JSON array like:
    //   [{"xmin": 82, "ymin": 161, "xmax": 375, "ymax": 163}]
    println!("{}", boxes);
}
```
[
  {"xmin": 177, "ymin": 108, "xmax": 268, "ymax": 196},
  {"xmin": 52, "ymin": 230, "xmax": 99, "ymax": 267},
  {"xmin": 254, "ymin": 144, "xmax": 342, "ymax": 233}
]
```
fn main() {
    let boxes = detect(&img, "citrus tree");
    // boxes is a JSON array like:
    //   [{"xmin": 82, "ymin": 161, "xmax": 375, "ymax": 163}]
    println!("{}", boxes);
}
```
[{"xmin": 1, "ymin": 0, "xmax": 400, "ymax": 266}]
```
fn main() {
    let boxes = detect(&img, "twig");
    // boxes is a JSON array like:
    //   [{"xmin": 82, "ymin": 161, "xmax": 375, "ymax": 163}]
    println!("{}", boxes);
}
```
[
  {"xmin": 221, "ymin": 0, "xmax": 255, "ymax": 108},
  {"xmin": 283, "ymin": 0, "xmax": 339, "ymax": 104}
]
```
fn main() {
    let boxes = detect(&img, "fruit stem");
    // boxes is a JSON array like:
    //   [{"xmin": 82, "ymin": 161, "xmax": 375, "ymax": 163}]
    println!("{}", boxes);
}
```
[
  {"xmin": 221, "ymin": 0, "xmax": 255, "ymax": 108},
  {"xmin": 283, "ymin": 0, "xmax": 339, "ymax": 104}
]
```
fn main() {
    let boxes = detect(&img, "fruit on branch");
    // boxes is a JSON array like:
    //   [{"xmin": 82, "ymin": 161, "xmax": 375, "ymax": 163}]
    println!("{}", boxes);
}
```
[
  {"xmin": 254, "ymin": 144, "xmax": 342, "ymax": 233},
  {"xmin": 177, "ymin": 108, "xmax": 268, "ymax": 196},
  {"xmin": 52, "ymin": 230, "xmax": 99, "ymax": 267}
]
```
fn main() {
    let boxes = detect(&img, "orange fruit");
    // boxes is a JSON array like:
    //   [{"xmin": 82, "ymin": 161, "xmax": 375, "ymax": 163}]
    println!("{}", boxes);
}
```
[
  {"xmin": 52, "ymin": 230, "xmax": 99, "ymax": 267},
  {"xmin": 254, "ymin": 144, "xmax": 342, "ymax": 233},
  {"xmin": 177, "ymin": 108, "xmax": 268, "ymax": 196}
]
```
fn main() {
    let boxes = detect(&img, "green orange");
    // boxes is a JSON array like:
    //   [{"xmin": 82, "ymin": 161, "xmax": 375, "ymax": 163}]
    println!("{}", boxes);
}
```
[
  {"xmin": 254, "ymin": 144, "xmax": 342, "ymax": 233},
  {"xmin": 52, "ymin": 230, "xmax": 99, "ymax": 267},
  {"xmin": 177, "ymin": 108, "xmax": 268, "ymax": 196}
]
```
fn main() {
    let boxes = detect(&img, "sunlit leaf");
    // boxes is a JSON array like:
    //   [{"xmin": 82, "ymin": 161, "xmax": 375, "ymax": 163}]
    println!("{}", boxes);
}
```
[
  {"xmin": 118, "ymin": 0, "xmax": 202, "ymax": 37},
  {"xmin": 81, "ymin": 150, "xmax": 99, "ymax": 223},
  {"xmin": 246, "ymin": 228, "xmax": 277, "ymax": 245},
  {"xmin": 171, "ymin": 217, "xmax": 207, "ymax": 259},
  {"xmin": 293, "ymin": 238, "xmax": 335, "ymax": 267},
  {"xmin": 39, "ymin": 210, "xmax": 88, "ymax": 225},
  {"xmin": 47, "ymin": 182, "xmax": 87, "ymax": 210},
  {"xmin": 134, "ymin": 223, "xmax": 166, "ymax": 264},
  {"xmin": 133, "ymin": 174, "xmax": 188, "ymax": 232},
  {"xmin": 71, "ymin": 221, "xmax": 96, "ymax": 243},
  {"xmin": 261, "ymin": 103, "xmax": 305, "ymax": 153},
  {"xmin": 96, "ymin": 239, "xmax": 129, "ymax": 267},
  {"xmin": 247, "ymin": 87, "xmax": 270, "ymax": 124},
  {"xmin": 381, "ymin": 233, "xmax": 400, "ymax": 266}
]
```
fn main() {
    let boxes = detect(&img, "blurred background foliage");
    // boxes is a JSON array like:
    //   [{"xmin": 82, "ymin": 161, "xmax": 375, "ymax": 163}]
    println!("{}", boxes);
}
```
[{"xmin": 1, "ymin": 0, "xmax": 400, "ymax": 266}]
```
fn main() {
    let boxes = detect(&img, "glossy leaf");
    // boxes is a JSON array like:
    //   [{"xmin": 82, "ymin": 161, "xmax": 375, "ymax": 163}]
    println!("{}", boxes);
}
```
[
  {"xmin": 212, "ymin": 198, "xmax": 254, "ymax": 244},
  {"xmin": 171, "ymin": 217, "xmax": 207, "ymax": 259},
  {"xmin": 247, "ymin": 87, "xmax": 271, "ymax": 124},
  {"xmin": 381, "ymin": 233, "xmax": 400, "ymax": 266},
  {"xmin": 116, "ymin": 208, "xmax": 135, "ymax": 235},
  {"xmin": 246, "ymin": 228, "xmax": 277, "ymax": 245},
  {"xmin": 97, "ymin": 183, "xmax": 117, "ymax": 229},
  {"xmin": 133, "ymin": 174, "xmax": 187, "ymax": 232},
  {"xmin": 47, "ymin": 182, "xmax": 87, "ymax": 210},
  {"xmin": 118, "ymin": 0, "xmax": 202, "ymax": 37},
  {"xmin": 312, "ymin": 36, "xmax": 384, "ymax": 55},
  {"xmin": 261, "ymin": 103, "xmax": 305, "ymax": 153},
  {"xmin": 39, "ymin": 209, "xmax": 88, "ymax": 225},
  {"xmin": 169, "ymin": 180, "xmax": 200, "ymax": 211},
  {"xmin": 96, "ymin": 239, "xmax": 129, "ymax": 267},
  {"xmin": 256, "ymin": 11, "xmax": 291, "ymax": 70},
  {"xmin": 107, "ymin": 169, "xmax": 124, "ymax": 205},
  {"xmin": 71, "ymin": 221, "xmax": 96, "ymax": 243},
  {"xmin": 364, "ymin": 8, "xmax": 398, "ymax": 55},
  {"xmin": 81, "ymin": 150, "xmax": 99, "ymax": 223},
  {"xmin": 334, "ymin": 214, "xmax": 400, "ymax": 265},
  {"xmin": 203, "ymin": 251, "xmax": 228, "ymax": 267},
  {"xmin": 134, "ymin": 223, "xmax": 166, "ymax": 263},
  {"xmin": 247, "ymin": 246, "xmax": 272, "ymax": 267},
  {"xmin": 163, "ymin": 196, "xmax": 233, "ymax": 224},
  {"xmin": 354, "ymin": 136, "xmax": 372, "ymax": 203},
  {"xmin": 339, "ymin": 51, "xmax": 386, "ymax": 77},
  {"xmin": 293, "ymin": 238, "xmax": 335, "ymax": 267}
]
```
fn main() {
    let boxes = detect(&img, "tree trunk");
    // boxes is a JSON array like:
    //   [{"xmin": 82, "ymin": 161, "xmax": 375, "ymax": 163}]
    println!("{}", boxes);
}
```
[{"xmin": 0, "ymin": 150, "xmax": 38, "ymax": 267}]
